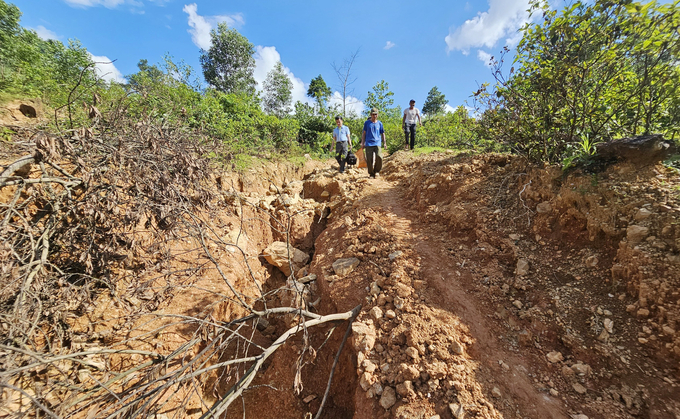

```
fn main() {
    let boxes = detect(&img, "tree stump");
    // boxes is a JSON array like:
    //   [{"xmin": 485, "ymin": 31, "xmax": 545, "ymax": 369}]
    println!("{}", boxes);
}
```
[{"xmin": 594, "ymin": 134, "xmax": 677, "ymax": 166}]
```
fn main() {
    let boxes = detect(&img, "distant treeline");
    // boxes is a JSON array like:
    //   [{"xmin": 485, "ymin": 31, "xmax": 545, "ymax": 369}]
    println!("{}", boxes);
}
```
[{"xmin": 1, "ymin": 0, "xmax": 678, "ymax": 165}]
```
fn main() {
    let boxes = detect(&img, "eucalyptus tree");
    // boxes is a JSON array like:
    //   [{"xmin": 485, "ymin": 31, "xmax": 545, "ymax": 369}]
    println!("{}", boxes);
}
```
[
  {"xmin": 364, "ymin": 79, "xmax": 400, "ymax": 120},
  {"xmin": 262, "ymin": 61, "xmax": 293, "ymax": 116},
  {"xmin": 307, "ymin": 74, "xmax": 331, "ymax": 111},
  {"xmin": 422, "ymin": 86, "xmax": 448, "ymax": 116},
  {"xmin": 200, "ymin": 22, "xmax": 256, "ymax": 95}
]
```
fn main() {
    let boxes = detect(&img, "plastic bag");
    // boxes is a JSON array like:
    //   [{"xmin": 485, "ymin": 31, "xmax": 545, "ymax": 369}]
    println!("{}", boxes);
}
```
[{"xmin": 356, "ymin": 147, "xmax": 367, "ymax": 168}]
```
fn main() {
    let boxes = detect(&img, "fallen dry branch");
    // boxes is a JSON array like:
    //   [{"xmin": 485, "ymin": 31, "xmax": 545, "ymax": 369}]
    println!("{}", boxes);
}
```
[
  {"xmin": 200, "ymin": 305, "xmax": 361, "ymax": 419},
  {"xmin": 0, "ymin": 154, "xmax": 34, "ymax": 188},
  {"xmin": 1, "ymin": 112, "xmax": 346, "ymax": 418}
]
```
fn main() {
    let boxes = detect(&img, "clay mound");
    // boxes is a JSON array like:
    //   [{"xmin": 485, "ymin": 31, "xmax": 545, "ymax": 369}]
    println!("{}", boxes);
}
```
[{"xmin": 0, "ymin": 99, "xmax": 43, "ymax": 126}]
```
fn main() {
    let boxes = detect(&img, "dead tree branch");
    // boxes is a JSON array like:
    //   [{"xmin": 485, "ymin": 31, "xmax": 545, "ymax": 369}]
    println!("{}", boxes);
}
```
[{"xmin": 200, "ymin": 305, "xmax": 362, "ymax": 419}]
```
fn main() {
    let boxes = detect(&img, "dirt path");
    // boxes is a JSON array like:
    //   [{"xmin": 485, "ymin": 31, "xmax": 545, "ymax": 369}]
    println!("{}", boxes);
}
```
[{"xmin": 347, "ymin": 174, "xmax": 569, "ymax": 418}]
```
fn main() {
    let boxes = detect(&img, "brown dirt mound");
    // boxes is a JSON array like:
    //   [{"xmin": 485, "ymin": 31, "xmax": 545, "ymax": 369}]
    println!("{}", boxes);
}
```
[{"xmin": 3, "ymin": 133, "xmax": 679, "ymax": 419}]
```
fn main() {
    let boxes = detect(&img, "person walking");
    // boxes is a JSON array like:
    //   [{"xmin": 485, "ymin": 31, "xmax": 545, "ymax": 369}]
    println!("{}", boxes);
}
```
[
  {"xmin": 331, "ymin": 116, "xmax": 351, "ymax": 173},
  {"xmin": 361, "ymin": 108, "xmax": 386, "ymax": 178},
  {"xmin": 402, "ymin": 99, "xmax": 422, "ymax": 150}
]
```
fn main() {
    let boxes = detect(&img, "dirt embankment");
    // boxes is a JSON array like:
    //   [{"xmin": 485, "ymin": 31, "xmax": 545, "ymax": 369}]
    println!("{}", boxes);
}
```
[
  {"xmin": 2, "ymin": 127, "xmax": 679, "ymax": 419},
  {"xmin": 284, "ymin": 151, "xmax": 679, "ymax": 419},
  {"xmin": 214, "ymin": 150, "xmax": 680, "ymax": 419}
]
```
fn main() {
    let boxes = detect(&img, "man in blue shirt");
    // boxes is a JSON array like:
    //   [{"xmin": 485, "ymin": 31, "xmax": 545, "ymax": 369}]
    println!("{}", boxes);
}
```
[
  {"xmin": 361, "ymin": 108, "xmax": 386, "ymax": 178},
  {"xmin": 331, "ymin": 116, "xmax": 351, "ymax": 173}
]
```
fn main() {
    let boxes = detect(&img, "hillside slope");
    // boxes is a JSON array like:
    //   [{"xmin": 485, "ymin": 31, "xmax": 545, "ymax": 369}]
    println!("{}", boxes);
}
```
[{"xmin": 1, "ymin": 128, "xmax": 678, "ymax": 418}]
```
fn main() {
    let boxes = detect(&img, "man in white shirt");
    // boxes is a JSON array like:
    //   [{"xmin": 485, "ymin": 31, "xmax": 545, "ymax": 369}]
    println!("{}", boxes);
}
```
[
  {"xmin": 402, "ymin": 99, "xmax": 422, "ymax": 150},
  {"xmin": 331, "ymin": 116, "xmax": 351, "ymax": 173}
]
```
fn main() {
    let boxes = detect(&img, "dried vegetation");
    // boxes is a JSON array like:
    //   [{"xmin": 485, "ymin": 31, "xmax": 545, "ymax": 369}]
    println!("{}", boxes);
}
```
[{"xmin": 0, "ymin": 119, "xmax": 353, "ymax": 419}]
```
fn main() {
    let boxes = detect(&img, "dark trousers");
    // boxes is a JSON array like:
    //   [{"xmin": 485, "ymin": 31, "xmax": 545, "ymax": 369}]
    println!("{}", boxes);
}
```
[
  {"xmin": 404, "ymin": 123, "xmax": 416, "ymax": 149},
  {"xmin": 335, "ymin": 141, "xmax": 349, "ymax": 172},
  {"xmin": 364, "ymin": 146, "xmax": 382, "ymax": 177}
]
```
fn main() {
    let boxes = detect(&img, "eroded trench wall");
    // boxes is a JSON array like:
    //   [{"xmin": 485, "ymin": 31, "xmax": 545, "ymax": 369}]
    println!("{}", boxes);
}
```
[{"xmin": 394, "ymin": 154, "xmax": 680, "ymax": 361}]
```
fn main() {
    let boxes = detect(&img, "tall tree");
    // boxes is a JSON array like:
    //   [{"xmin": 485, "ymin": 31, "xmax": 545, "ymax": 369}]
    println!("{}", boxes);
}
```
[
  {"xmin": 306, "ymin": 74, "xmax": 331, "ymax": 110},
  {"xmin": 364, "ymin": 79, "xmax": 400, "ymax": 119},
  {"xmin": 199, "ymin": 23, "xmax": 256, "ymax": 95},
  {"xmin": 0, "ymin": 0, "xmax": 21, "ymax": 63},
  {"xmin": 331, "ymin": 49, "xmax": 359, "ymax": 117},
  {"xmin": 262, "ymin": 61, "xmax": 293, "ymax": 116},
  {"xmin": 422, "ymin": 86, "xmax": 448, "ymax": 116}
]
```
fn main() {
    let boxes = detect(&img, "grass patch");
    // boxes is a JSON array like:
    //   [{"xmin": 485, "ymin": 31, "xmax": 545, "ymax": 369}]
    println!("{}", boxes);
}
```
[
  {"xmin": 411, "ymin": 146, "xmax": 464, "ymax": 156},
  {"xmin": 231, "ymin": 153, "xmax": 259, "ymax": 172},
  {"xmin": 0, "ymin": 127, "xmax": 14, "ymax": 143},
  {"xmin": 285, "ymin": 154, "xmax": 309, "ymax": 168}
]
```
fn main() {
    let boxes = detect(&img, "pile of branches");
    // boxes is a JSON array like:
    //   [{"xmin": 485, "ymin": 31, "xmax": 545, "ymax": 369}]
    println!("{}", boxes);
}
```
[{"xmin": 0, "ymin": 119, "xmax": 358, "ymax": 418}]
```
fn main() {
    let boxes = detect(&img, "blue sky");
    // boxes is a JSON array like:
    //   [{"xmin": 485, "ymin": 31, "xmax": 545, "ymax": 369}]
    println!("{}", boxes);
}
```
[{"xmin": 11, "ymin": 0, "xmax": 539, "ymax": 115}]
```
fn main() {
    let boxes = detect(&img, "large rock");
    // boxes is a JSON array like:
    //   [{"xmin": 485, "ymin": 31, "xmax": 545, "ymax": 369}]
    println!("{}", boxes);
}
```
[
  {"xmin": 634, "ymin": 208, "xmax": 652, "ymax": 221},
  {"xmin": 352, "ymin": 321, "xmax": 377, "ymax": 353},
  {"xmin": 536, "ymin": 202, "xmax": 552, "ymax": 214},
  {"xmin": 224, "ymin": 229, "xmax": 249, "ymax": 251},
  {"xmin": 262, "ymin": 241, "xmax": 310, "ymax": 276},
  {"xmin": 303, "ymin": 177, "xmax": 344, "ymax": 201},
  {"xmin": 516, "ymin": 259, "xmax": 530, "ymax": 276},
  {"xmin": 19, "ymin": 103, "xmax": 37, "ymax": 118},
  {"xmin": 379, "ymin": 386, "xmax": 397, "ymax": 410},
  {"xmin": 594, "ymin": 134, "xmax": 677, "ymax": 166},
  {"xmin": 332, "ymin": 257, "xmax": 360, "ymax": 276},
  {"xmin": 626, "ymin": 225, "xmax": 649, "ymax": 244},
  {"xmin": 546, "ymin": 351, "xmax": 563, "ymax": 363}
]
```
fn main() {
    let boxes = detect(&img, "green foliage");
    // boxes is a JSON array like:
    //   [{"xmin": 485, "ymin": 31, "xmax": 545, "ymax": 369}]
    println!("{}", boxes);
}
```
[
  {"xmin": 477, "ymin": 0, "xmax": 680, "ymax": 163},
  {"xmin": 0, "ymin": 0, "xmax": 97, "ymax": 107},
  {"xmin": 383, "ymin": 120, "xmax": 404, "ymax": 154},
  {"xmin": 560, "ymin": 136, "xmax": 604, "ymax": 171},
  {"xmin": 200, "ymin": 23, "xmax": 256, "ymax": 95},
  {"xmin": 413, "ymin": 106, "xmax": 502, "ymax": 153},
  {"xmin": 121, "ymin": 55, "xmax": 201, "ymax": 126},
  {"xmin": 0, "ymin": 0, "xmax": 22, "ymax": 63},
  {"xmin": 364, "ymin": 80, "xmax": 401, "ymax": 120},
  {"xmin": 422, "ymin": 86, "xmax": 448, "ymax": 116},
  {"xmin": 409, "ymin": 146, "xmax": 463, "ymax": 157},
  {"xmin": 262, "ymin": 61, "xmax": 293, "ymax": 117},
  {"xmin": 0, "ymin": 126, "xmax": 13, "ymax": 142},
  {"xmin": 578, "ymin": 136, "xmax": 599, "ymax": 157},
  {"xmin": 344, "ymin": 118, "xmax": 364, "ymax": 149},
  {"xmin": 293, "ymin": 101, "xmax": 333, "ymax": 151},
  {"xmin": 231, "ymin": 153, "xmax": 257, "ymax": 172},
  {"xmin": 127, "ymin": 59, "xmax": 164, "ymax": 88},
  {"xmin": 307, "ymin": 74, "xmax": 331, "ymax": 109},
  {"xmin": 192, "ymin": 90, "xmax": 299, "ymax": 154}
]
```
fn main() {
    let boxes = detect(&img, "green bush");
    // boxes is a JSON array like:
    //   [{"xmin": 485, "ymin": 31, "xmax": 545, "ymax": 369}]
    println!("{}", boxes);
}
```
[
  {"xmin": 294, "ymin": 101, "xmax": 334, "ymax": 151},
  {"xmin": 477, "ymin": 0, "xmax": 680, "ymax": 163}
]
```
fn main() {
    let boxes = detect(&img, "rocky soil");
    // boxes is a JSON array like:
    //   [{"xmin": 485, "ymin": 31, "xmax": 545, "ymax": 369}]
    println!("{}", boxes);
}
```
[
  {"xmin": 256, "ymin": 151, "xmax": 680, "ymax": 419},
  {"xmin": 2, "ymin": 129, "xmax": 679, "ymax": 419}
]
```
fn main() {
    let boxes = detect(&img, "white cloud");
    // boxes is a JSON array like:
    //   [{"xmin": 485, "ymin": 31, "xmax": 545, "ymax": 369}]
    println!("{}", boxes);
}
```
[
  {"xmin": 33, "ymin": 26, "xmax": 59, "ymax": 40},
  {"xmin": 329, "ymin": 91, "xmax": 364, "ymax": 116},
  {"xmin": 477, "ymin": 50, "xmax": 494, "ymax": 67},
  {"xmin": 445, "ymin": 104, "xmax": 456, "ymax": 113},
  {"xmin": 505, "ymin": 30, "xmax": 524, "ymax": 49},
  {"xmin": 384, "ymin": 41, "xmax": 395, "ymax": 50},
  {"xmin": 253, "ymin": 46, "xmax": 310, "ymax": 111},
  {"xmin": 89, "ymin": 53, "xmax": 125, "ymax": 83},
  {"xmin": 446, "ymin": 0, "xmax": 531, "ymax": 55},
  {"xmin": 182, "ymin": 3, "xmax": 245, "ymax": 50}
]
